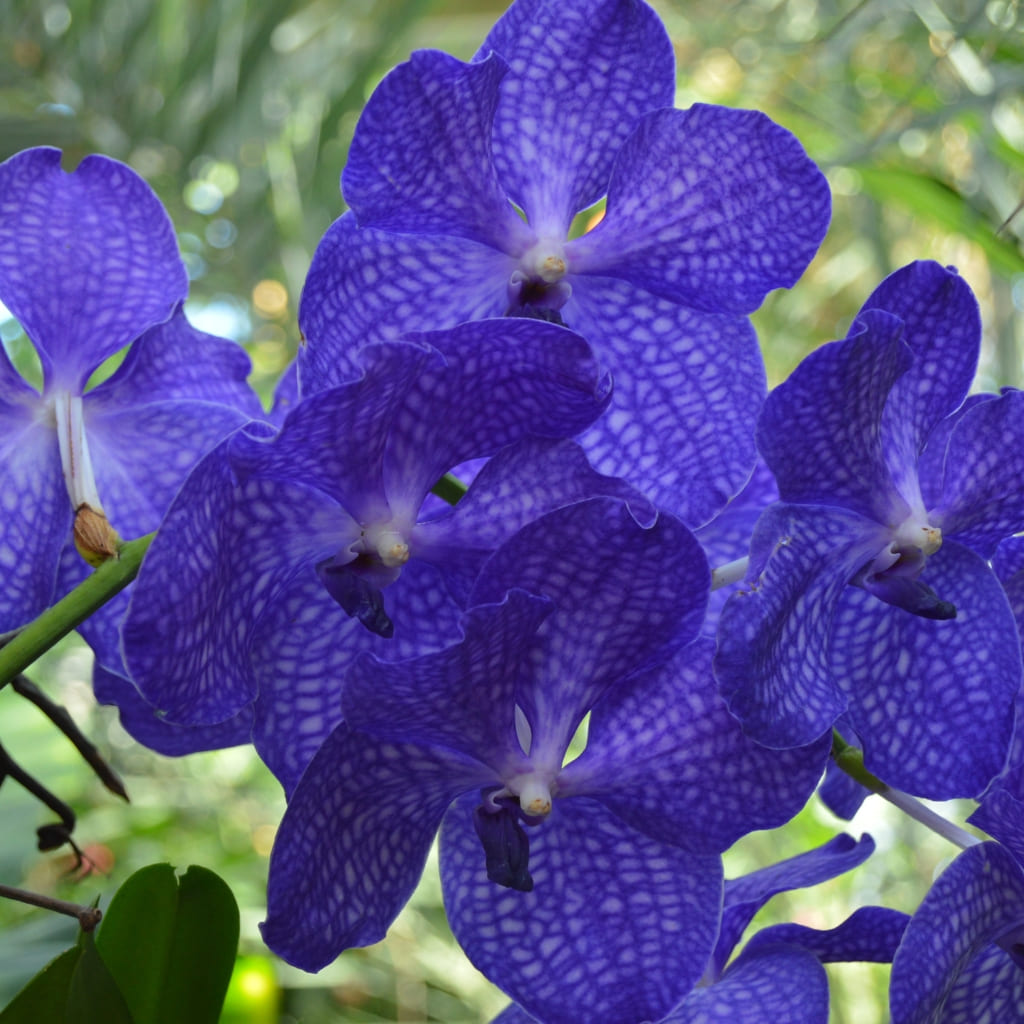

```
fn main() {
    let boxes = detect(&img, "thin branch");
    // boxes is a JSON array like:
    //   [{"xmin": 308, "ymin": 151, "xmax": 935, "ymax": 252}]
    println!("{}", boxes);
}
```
[
  {"xmin": 10, "ymin": 675, "xmax": 128, "ymax": 802},
  {"xmin": 0, "ymin": 883, "xmax": 102, "ymax": 931}
]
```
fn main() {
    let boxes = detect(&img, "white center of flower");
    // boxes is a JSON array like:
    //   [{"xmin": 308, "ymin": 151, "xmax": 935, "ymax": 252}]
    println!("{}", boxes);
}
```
[
  {"xmin": 892, "ymin": 515, "xmax": 942, "ymax": 557},
  {"xmin": 520, "ymin": 238, "xmax": 568, "ymax": 284},
  {"xmin": 361, "ymin": 523, "xmax": 410, "ymax": 568},
  {"xmin": 510, "ymin": 775, "xmax": 553, "ymax": 819}
]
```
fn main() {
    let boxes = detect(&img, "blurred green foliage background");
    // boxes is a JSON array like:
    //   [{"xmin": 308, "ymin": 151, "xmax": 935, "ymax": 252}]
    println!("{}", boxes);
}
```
[{"xmin": 0, "ymin": 0, "xmax": 1022, "ymax": 1020}]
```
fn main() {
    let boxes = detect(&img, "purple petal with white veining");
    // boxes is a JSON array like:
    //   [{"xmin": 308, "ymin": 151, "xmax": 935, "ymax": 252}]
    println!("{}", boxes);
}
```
[
  {"xmin": 415, "ymin": 438, "xmax": 654, "ymax": 605},
  {"xmin": 441, "ymin": 791, "xmax": 722, "ymax": 1024},
  {"xmin": 0, "ymin": 370, "xmax": 68, "ymax": 632},
  {"xmin": 0, "ymin": 148, "xmax": 186, "ymax": 391},
  {"xmin": 970, "ymin": 790, "xmax": 1024, "ymax": 866},
  {"xmin": 742, "ymin": 905, "xmax": 909, "ymax": 965},
  {"xmin": 383, "ymin": 319, "xmax": 610, "ymax": 512},
  {"xmin": 715, "ymin": 503, "xmax": 886, "ymax": 748},
  {"xmin": 713, "ymin": 833, "xmax": 875, "ymax": 977},
  {"xmin": 757, "ymin": 312, "xmax": 912, "ymax": 522},
  {"xmin": 471, "ymin": 498, "xmax": 708, "ymax": 754},
  {"xmin": 343, "ymin": 51, "xmax": 529, "ymax": 253},
  {"xmin": 669, "ymin": 944, "xmax": 828, "ymax": 1024},
  {"xmin": 234, "ymin": 342, "xmax": 438, "ymax": 523},
  {"xmin": 817, "ymin": 758, "xmax": 869, "ymax": 821},
  {"xmin": 298, "ymin": 214, "xmax": 508, "ymax": 392},
  {"xmin": 250, "ymin": 556, "xmax": 467, "ymax": 794},
  {"xmin": 88, "ymin": 307, "xmax": 260, "ymax": 413},
  {"xmin": 561, "ymin": 638, "xmax": 828, "ymax": 854},
  {"xmin": 863, "ymin": 261, "xmax": 980, "ymax": 475},
  {"xmin": 933, "ymin": 388, "xmax": 1024, "ymax": 557},
  {"xmin": 567, "ymin": 275, "xmax": 765, "ymax": 526},
  {"xmin": 479, "ymin": 0, "xmax": 675, "ymax": 234},
  {"xmin": 123, "ymin": 433, "xmax": 348, "ymax": 725},
  {"xmin": 343, "ymin": 592, "xmax": 551, "ymax": 776},
  {"xmin": 93, "ymin": 663, "xmax": 253, "ymax": 755},
  {"xmin": 568, "ymin": 105, "xmax": 831, "ymax": 314},
  {"xmin": 889, "ymin": 842, "xmax": 1024, "ymax": 1024},
  {"xmin": 935, "ymin": 942, "xmax": 1024, "ymax": 1024},
  {"xmin": 85, "ymin": 398, "xmax": 254, "ymax": 538},
  {"xmin": 832, "ymin": 540, "xmax": 1019, "ymax": 799},
  {"xmin": 698, "ymin": 460, "xmax": 778, "ymax": 633},
  {"xmin": 262, "ymin": 724, "xmax": 489, "ymax": 971}
]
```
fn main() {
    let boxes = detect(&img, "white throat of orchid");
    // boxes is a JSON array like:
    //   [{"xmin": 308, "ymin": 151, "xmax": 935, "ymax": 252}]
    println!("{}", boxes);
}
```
[
  {"xmin": 497, "ymin": 773, "xmax": 554, "ymax": 820},
  {"xmin": 520, "ymin": 238, "xmax": 568, "ymax": 284},
  {"xmin": 874, "ymin": 512, "xmax": 943, "ymax": 573},
  {"xmin": 358, "ymin": 522, "xmax": 411, "ymax": 568},
  {"xmin": 53, "ymin": 391, "xmax": 120, "ymax": 566},
  {"xmin": 54, "ymin": 391, "xmax": 102, "ymax": 513}
]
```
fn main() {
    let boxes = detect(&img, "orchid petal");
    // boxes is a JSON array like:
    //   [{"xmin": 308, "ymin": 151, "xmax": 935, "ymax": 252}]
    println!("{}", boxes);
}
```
[
  {"xmin": 568, "ymin": 105, "xmax": 830, "ymax": 314},
  {"xmin": 480, "ymin": 0, "xmax": 675, "ymax": 234},
  {"xmin": 0, "ymin": 148, "xmax": 186, "ymax": 391}
]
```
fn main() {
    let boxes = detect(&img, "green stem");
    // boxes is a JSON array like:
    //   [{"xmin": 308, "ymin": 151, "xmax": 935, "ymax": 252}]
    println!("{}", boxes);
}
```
[
  {"xmin": 430, "ymin": 472, "xmax": 468, "ymax": 506},
  {"xmin": 830, "ymin": 729, "xmax": 886, "ymax": 793},
  {"xmin": 831, "ymin": 729, "xmax": 980, "ymax": 850},
  {"xmin": 0, "ymin": 533, "xmax": 154, "ymax": 689}
]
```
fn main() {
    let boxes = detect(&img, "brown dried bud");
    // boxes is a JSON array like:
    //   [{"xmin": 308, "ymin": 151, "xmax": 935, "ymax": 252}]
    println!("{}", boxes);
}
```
[{"xmin": 74, "ymin": 504, "xmax": 120, "ymax": 567}]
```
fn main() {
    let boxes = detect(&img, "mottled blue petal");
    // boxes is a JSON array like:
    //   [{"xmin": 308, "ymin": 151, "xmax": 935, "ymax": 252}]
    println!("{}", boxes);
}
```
[
  {"xmin": 343, "ymin": 593, "xmax": 551, "ymax": 773},
  {"xmin": 742, "ymin": 905, "xmax": 909, "ymax": 965},
  {"xmin": 88, "ymin": 307, "xmax": 259, "ymax": 412},
  {"xmin": 757, "ymin": 311, "xmax": 912, "ymax": 521},
  {"xmin": 933, "ymin": 388, "xmax": 1024, "ymax": 556},
  {"xmin": 568, "ymin": 105, "xmax": 831, "ymax": 314},
  {"xmin": 93, "ymin": 663, "xmax": 253, "ymax": 756},
  {"xmin": 970, "ymin": 789, "xmax": 1024, "ymax": 866},
  {"xmin": 441, "ymin": 792, "xmax": 722, "ymax": 1024},
  {"xmin": 250, "ymin": 558, "xmax": 467, "ymax": 794},
  {"xmin": 86, "ymin": 396, "xmax": 253, "ymax": 538},
  {"xmin": 235, "ymin": 342, "xmax": 438, "ymax": 523},
  {"xmin": 698, "ymin": 460, "xmax": 778, "ymax": 633},
  {"xmin": 817, "ymin": 758, "xmax": 869, "ymax": 821},
  {"xmin": 414, "ymin": 438, "xmax": 654, "ymax": 605},
  {"xmin": 298, "ymin": 213, "xmax": 508, "ymax": 392},
  {"xmin": 471, "ymin": 498, "xmax": 708, "ymax": 752},
  {"xmin": 343, "ymin": 51, "xmax": 529, "ymax": 253},
  {"xmin": 383, "ymin": 319, "xmax": 610, "ymax": 512},
  {"xmin": 0, "ymin": 383, "xmax": 67, "ymax": 632},
  {"xmin": 568, "ymin": 275, "xmax": 765, "ymax": 525},
  {"xmin": 832, "ymin": 539, "xmax": 1019, "ymax": 799},
  {"xmin": 479, "ymin": 0, "xmax": 675, "ymax": 234},
  {"xmin": 123, "ymin": 433, "xmax": 347, "ymax": 725},
  {"xmin": 863, "ymin": 261, "xmax": 980, "ymax": 474},
  {"xmin": 714, "ymin": 833, "xmax": 876, "ymax": 977},
  {"xmin": 0, "ymin": 148, "xmax": 186, "ymax": 391},
  {"xmin": 562, "ymin": 638, "xmax": 828, "ymax": 854},
  {"xmin": 715, "ymin": 503, "xmax": 886, "ymax": 748},
  {"xmin": 262, "ymin": 724, "xmax": 489, "ymax": 971},
  {"xmin": 669, "ymin": 945, "xmax": 828, "ymax": 1024},
  {"xmin": 889, "ymin": 843, "xmax": 1024, "ymax": 1024},
  {"xmin": 937, "ymin": 942, "xmax": 1024, "ymax": 1024}
]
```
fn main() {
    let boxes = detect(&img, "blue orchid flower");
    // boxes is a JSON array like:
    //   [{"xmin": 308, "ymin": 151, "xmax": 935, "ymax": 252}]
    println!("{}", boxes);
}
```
[
  {"xmin": 261, "ymin": 498, "xmax": 828, "ymax": 1023},
  {"xmin": 715, "ymin": 260, "xmax": 1024, "ymax": 799},
  {"xmin": 297, "ymin": 0, "xmax": 830, "ymax": 525}
]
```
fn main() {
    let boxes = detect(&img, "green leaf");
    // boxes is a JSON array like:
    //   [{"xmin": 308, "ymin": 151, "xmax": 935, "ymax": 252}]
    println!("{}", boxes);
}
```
[
  {"xmin": 93, "ymin": 864, "xmax": 178, "ymax": 1023},
  {"xmin": 94, "ymin": 864, "xmax": 239, "ymax": 1024},
  {"xmin": 856, "ymin": 165, "xmax": 1024, "ymax": 277},
  {"xmin": 153, "ymin": 866, "xmax": 239, "ymax": 1024},
  {"xmin": 66, "ymin": 933, "xmax": 135, "ymax": 1024},
  {"xmin": 0, "ymin": 947, "xmax": 80, "ymax": 1024}
]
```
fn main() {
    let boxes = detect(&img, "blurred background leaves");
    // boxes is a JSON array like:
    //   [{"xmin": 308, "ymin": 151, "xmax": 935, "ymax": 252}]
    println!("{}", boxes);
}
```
[{"xmin": 0, "ymin": 0, "xmax": 1022, "ymax": 1020}]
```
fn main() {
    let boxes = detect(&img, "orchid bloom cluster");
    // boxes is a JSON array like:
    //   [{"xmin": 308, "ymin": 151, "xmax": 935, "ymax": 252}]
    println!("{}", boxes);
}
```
[{"xmin": 3, "ymin": 0, "xmax": 1024, "ymax": 1021}]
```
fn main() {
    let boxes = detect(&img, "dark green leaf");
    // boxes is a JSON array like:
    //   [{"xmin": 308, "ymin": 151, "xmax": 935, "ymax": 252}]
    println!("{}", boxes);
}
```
[
  {"xmin": 67, "ymin": 933, "xmax": 135, "ymax": 1024},
  {"xmin": 0, "ymin": 947, "xmax": 80, "ymax": 1024}
]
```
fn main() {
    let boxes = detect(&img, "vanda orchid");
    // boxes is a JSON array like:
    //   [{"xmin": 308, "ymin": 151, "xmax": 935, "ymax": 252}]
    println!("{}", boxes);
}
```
[{"xmin": 2, "ymin": 0, "xmax": 1023, "ymax": 1020}]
